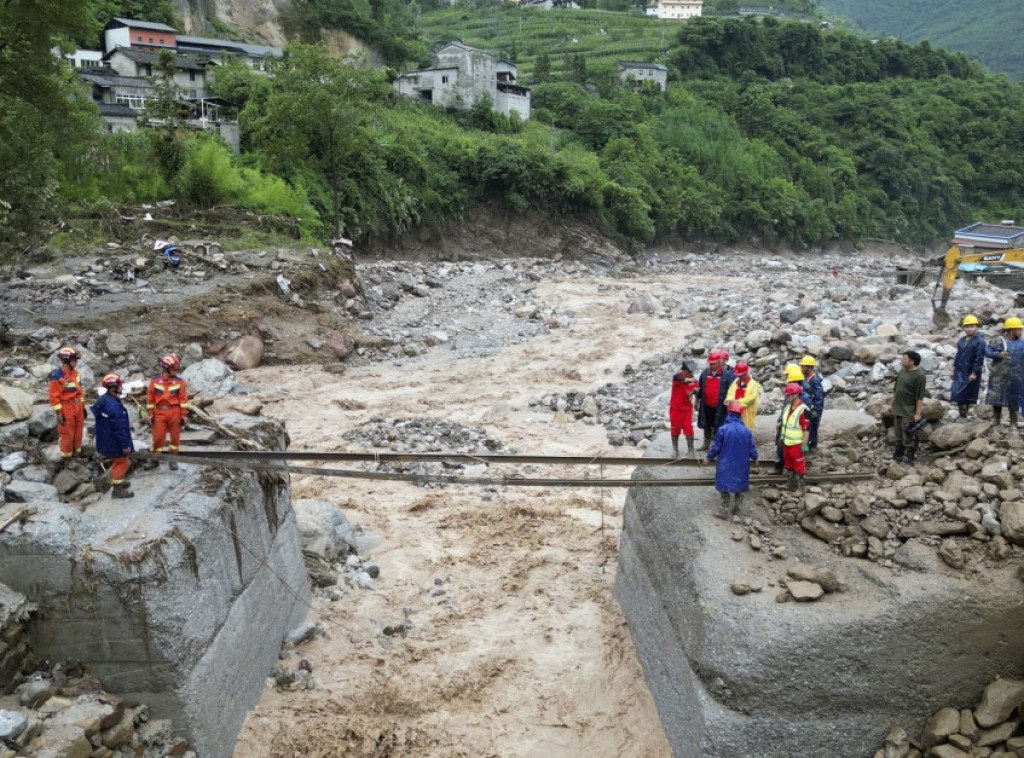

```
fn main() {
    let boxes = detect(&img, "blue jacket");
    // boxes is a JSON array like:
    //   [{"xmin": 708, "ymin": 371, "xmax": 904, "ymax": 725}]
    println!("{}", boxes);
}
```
[
  {"xmin": 803, "ymin": 373, "xmax": 825, "ymax": 414},
  {"xmin": 706, "ymin": 413, "xmax": 759, "ymax": 493},
  {"xmin": 986, "ymin": 337, "xmax": 1024, "ymax": 408},
  {"xmin": 951, "ymin": 334, "xmax": 986, "ymax": 405},
  {"xmin": 697, "ymin": 366, "xmax": 736, "ymax": 429},
  {"xmin": 91, "ymin": 393, "xmax": 134, "ymax": 458}
]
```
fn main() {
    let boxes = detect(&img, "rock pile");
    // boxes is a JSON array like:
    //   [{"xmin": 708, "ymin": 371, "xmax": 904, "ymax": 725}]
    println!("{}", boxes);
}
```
[
  {"xmin": 292, "ymin": 498, "xmax": 385, "ymax": 597},
  {"xmin": 0, "ymin": 679, "xmax": 191, "ymax": 758},
  {"xmin": 877, "ymin": 677, "xmax": 1024, "ymax": 758},
  {"xmin": 342, "ymin": 417, "xmax": 504, "ymax": 455}
]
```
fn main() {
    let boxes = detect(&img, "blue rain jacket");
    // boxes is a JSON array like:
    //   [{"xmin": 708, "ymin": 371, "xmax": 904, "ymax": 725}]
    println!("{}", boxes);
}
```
[
  {"xmin": 706, "ymin": 413, "xmax": 759, "ymax": 493},
  {"xmin": 986, "ymin": 337, "xmax": 1024, "ymax": 408},
  {"xmin": 697, "ymin": 366, "xmax": 736, "ymax": 430},
  {"xmin": 91, "ymin": 392, "xmax": 134, "ymax": 458},
  {"xmin": 950, "ymin": 334, "xmax": 985, "ymax": 405}
]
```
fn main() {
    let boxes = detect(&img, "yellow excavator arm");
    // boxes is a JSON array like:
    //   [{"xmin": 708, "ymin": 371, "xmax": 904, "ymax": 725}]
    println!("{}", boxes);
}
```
[{"xmin": 934, "ymin": 244, "xmax": 1024, "ymax": 310}]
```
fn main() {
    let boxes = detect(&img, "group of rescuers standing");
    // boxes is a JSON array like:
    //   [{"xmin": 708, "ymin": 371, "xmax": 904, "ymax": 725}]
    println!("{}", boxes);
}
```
[
  {"xmin": 48, "ymin": 348, "xmax": 189, "ymax": 499},
  {"xmin": 669, "ymin": 315, "xmax": 1024, "ymax": 521}
]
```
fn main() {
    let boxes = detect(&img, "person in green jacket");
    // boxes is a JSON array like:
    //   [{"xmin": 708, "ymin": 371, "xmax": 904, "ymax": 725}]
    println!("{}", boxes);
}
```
[{"xmin": 888, "ymin": 350, "xmax": 926, "ymax": 465}]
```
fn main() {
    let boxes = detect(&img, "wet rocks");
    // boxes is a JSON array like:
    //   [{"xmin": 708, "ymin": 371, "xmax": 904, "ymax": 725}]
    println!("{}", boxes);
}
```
[
  {"xmin": 224, "ymin": 335, "xmax": 264, "ymax": 370},
  {"xmin": 180, "ymin": 358, "xmax": 237, "ymax": 397},
  {"xmin": 342, "ymin": 417, "xmax": 503, "ymax": 455}
]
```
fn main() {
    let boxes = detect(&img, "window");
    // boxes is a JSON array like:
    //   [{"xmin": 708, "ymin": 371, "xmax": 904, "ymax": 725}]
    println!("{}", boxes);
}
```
[
  {"xmin": 137, "ymin": 35, "xmax": 143, "ymax": 41},
  {"xmin": 188, "ymin": 89, "xmax": 197, "ymax": 99},
  {"xmin": 144, "ymin": 64, "xmax": 152, "ymax": 76},
  {"xmin": 115, "ymin": 95, "xmax": 146, "ymax": 108},
  {"xmin": 149, "ymin": 37, "xmax": 154, "ymax": 43},
  {"xmin": 159, "ymin": 38, "xmax": 164, "ymax": 44},
  {"xmin": 189, "ymin": 71, "xmax": 196, "ymax": 81},
  {"xmin": 441, "ymin": 75, "xmax": 449, "ymax": 84}
]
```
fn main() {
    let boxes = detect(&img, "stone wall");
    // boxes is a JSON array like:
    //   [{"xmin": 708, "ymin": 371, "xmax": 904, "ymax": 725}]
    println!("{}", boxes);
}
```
[
  {"xmin": 0, "ymin": 415, "xmax": 309, "ymax": 758},
  {"xmin": 615, "ymin": 435, "xmax": 1024, "ymax": 758}
]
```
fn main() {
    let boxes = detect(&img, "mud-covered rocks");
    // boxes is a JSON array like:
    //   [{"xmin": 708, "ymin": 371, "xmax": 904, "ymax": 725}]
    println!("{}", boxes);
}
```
[{"xmin": 342, "ymin": 417, "xmax": 503, "ymax": 455}]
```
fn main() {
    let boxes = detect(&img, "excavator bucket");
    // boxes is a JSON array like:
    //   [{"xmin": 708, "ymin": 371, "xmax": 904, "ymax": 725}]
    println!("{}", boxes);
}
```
[{"xmin": 932, "ymin": 305, "xmax": 951, "ymax": 328}]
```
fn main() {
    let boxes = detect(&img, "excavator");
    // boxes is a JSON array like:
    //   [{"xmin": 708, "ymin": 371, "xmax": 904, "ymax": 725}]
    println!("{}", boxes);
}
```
[{"xmin": 931, "ymin": 221, "xmax": 1024, "ymax": 326}]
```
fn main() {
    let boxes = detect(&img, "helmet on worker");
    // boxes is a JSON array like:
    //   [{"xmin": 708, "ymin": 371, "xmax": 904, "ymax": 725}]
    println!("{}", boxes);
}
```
[
  {"xmin": 707, "ymin": 350, "xmax": 721, "ymax": 364},
  {"xmin": 727, "ymin": 400, "xmax": 743, "ymax": 414},
  {"xmin": 799, "ymin": 355, "xmax": 816, "ymax": 367},
  {"xmin": 57, "ymin": 346, "xmax": 79, "ymax": 362},
  {"xmin": 1003, "ymin": 317, "xmax": 1023, "ymax": 330},
  {"xmin": 680, "ymin": 359, "xmax": 696, "ymax": 374},
  {"xmin": 101, "ymin": 372, "xmax": 123, "ymax": 389},
  {"xmin": 734, "ymin": 361, "xmax": 749, "ymax": 376},
  {"xmin": 962, "ymin": 315, "xmax": 980, "ymax": 326},
  {"xmin": 784, "ymin": 382, "xmax": 803, "ymax": 396},
  {"xmin": 784, "ymin": 364, "xmax": 804, "ymax": 383},
  {"xmin": 159, "ymin": 354, "xmax": 180, "ymax": 370}
]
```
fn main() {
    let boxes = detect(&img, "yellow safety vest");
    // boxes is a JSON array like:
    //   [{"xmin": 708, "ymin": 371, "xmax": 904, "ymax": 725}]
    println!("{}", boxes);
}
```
[{"xmin": 781, "ymin": 402, "xmax": 806, "ymax": 446}]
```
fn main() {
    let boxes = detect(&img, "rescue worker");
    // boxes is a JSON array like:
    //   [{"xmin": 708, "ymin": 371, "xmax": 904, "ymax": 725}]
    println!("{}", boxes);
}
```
[
  {"xmin": 774, "ymin": 364, "xmax": 809, "ymax": 473},
  {"xmin": 985, "ymin": 317, "xmax": 1024, "ymax": 428},
  {"xmin": 778, "ymin": 382, "xmax": 810, "ymax": 490},
  {"xmin": 697, "ymin": 351, "xmax": 735, "ymax": 450},
  {"xmin": 669, "ymin": 359, "xmax": 698, "ymax": 457},
  {"xmin": 92, "ymin": 372, "xmax": 135, "ymax": 499},
  {"xmin": 950, "ymin": 315, "xmax": 985, "ymax": 418},
  {"xmin": 799, "ymin": 356, "xmax": 825, "ymax": 450},
  {"xmin": 725, "ymin": 361, "xmax": 760, "ymax": 432},
  {"xmin": 702, "ymin": 400, "xmax": 759, "ymax": 520},
  {"xmin": 146, "ymin": 354, "xmax": 189, "ymax": 469},
  {"xmin": 888, "ymin": 351, "xmax": 926, "ymax": 465},
  {"xmin": 49, "ymin": 346, "xmax": 86, "ymax": 467}
]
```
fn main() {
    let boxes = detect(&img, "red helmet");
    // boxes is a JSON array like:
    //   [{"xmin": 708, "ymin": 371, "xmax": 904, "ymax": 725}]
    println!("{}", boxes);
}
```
[
  {"xmin": 784, "ymin": 382, "xmax": 803, "ymax": 395},
  {"xmin": 720, "ymin": 351, "xmax": 730, "ymax": 362},
  {"xmin": 734, "ymin": 361, "xmax": 749, "ymax": 375},
  {"xmin": 57, "ymin": 346, "xmax": 79, "ymax": 361},
  {"xmin": 101, "ymin": 372, "xmax": 123, "ymax": 388},
  {"xmin": 708, "ymin": 350, "xmax": 722, "ymax": 363},
  {"xmin": 727, "ymin": 401, "xmax": 743, "ymax": 413},
  {"xmin": 160, "ymin": 354, "xmax": 180, "ymax": 369}
]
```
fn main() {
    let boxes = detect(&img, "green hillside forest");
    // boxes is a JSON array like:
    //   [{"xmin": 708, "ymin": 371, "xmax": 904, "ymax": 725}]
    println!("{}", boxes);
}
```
[
  {"xmin": 3, "ymin": 0, "xmax": 1024, "ymax": 256},
  {"xmin": 819, "ymin": 0, "xmax": 1024, "ymax": 81}
]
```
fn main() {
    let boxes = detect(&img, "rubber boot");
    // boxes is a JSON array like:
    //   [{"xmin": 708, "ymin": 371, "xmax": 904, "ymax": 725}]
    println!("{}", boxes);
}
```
[
  {"xmin": 685, "ymin": 436, "xmax": 695, "ymax": 456},
  {"xmin": 111, "ymin": 482, "xmax": 134, "ymax": 499},
  {"xmin": 700, "ymin": 430, "xmax": 712, "ymax": 451},
  {"xmin": 671, "ymin": 436, "xmax": 679, "ymax": 457},
  {"xmin": 905, "ymin": 447, "xmax": 916, "ymax": 467},
  {"xmin": 715, "ymin": 492, "xmax": 730, "ymax": 520},
  {"xmin": 796, "ymin": 475, "xmax": 807, "ymax": 492},
  {"xmin": 167, "ymin": 455, "xmax": 179, "ymax": 471},
  {"xmin": 958, "ymin": 403, "xmax": 968, "ymax": 419},
  {"xmin": 1011, "ymin": 410, "xmax": 1020, "ymax": 430},
  {"xmin": 732, "ymin": 492, "xmax": 744, "ymax": 518},
  {"xmin": 994, "ymin": 406, "xmax": 1003, "ymax": 425},
  {"xmin": 785, "ymin": 470, "xmax": 797, "ymax": 491},
  {"xmin": 893, "ymin": 443, "xmax": 905, "ymax": 463},
  {"xmin": 773, "ymin": 456, "xmax": 783, "ymax": 475}
]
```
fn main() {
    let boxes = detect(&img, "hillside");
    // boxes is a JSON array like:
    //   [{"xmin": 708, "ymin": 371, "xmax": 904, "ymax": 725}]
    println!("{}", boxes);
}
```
[{"xmin": 819, "ymin": 0, "xmax": 1024, "ymax": 80}]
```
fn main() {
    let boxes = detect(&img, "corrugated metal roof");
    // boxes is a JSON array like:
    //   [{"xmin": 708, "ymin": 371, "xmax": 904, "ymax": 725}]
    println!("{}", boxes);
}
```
[
  {"xmin": 176, "ymin": 35, "xmax": 282, "ymax": 57},
  {"xmin": 111, "ymin": 48, "xmax": 207, "ymax": 70},
  {"xmin": 954, "ymin": 222, "xmax": 1024, "ymax": 249},
  {"xmin": 110, "ymin": 17, "xmax": 178, "ymax": 33},
  {"xmin": 619, "ymin": 61, "xmax": 668, "ymax": 70},
  {"xmin": 98, "ymin": 102, "xmax": 139, "ymax": 116},
  {"xmin": 79, "ymin": 71, "xmax": 153, "ymax": 89}
]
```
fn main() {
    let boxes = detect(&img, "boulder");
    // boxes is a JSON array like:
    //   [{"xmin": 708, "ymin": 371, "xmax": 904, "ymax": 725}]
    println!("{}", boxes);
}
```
[
  {"xmin": 921, "ymin": 706, "xmax": 960, "ymax": 749},
  {"xmin": 999, "ymin": 502, "xmax": 1024, "ymax": 546},
  {"xmin": 786, "ymin": 580, "xmax": 823, "ymax": 602},
  {"xmin": 787, "ymin": 563, "xmax": 838, "ymax": 592},
  {"xmin": 4, "ymin": 480, "xmax": 57, "ymax": 503},
  {"xmin": 292, "ymin": 499, "xmax": 353, "ymax": 560},
  {"xmin": 617, "ymin": 453, "xmax": 1024, "ymax": 757},
  {"xmin": 627, "ymin": 294, "xmax": 661, "ymax": 314},
  {"xmin": 929, "ymin": 422, "xmax": 991, "ymax": 451},
  {"xmin": 327, "ymin": 333, "xmax": 355, "ymax": 359},
  {"xmin": 106, "ymin": 332, "xmax": 128, "ymax": 356},
  {"xmin": 0, "ymin": 386, "xmax": 33, "ymax": 424},
  {"xmin": 27, "ymin": 404, "xmax": 57, "ymax": 439},
  {"xmin": 860, "ymin": 515, "xmax": 890, "ymax": 539},
  {"xmin": 779, "ymin": 305, "xmax": 807, "ymax": 324},
  {"xmin": 801, "ymin": 516, "xmax": 845, "ymax": 544},
  {"xmin": 181, "ymin": 359, "xmax": 237, "ymax": 397},
  {"xmin": 974, "ymin": 678, "xmax": 1024, "ymax": 727},
  {"xmin": 224, "ymin": 336, "xmax": 264, "ymax": 371},
  {"xmin": 980, "ymin": 461, "xmax": 1012, "ymax": 490},
  {"xmin": 922, "ymin": 399, "xmax": 945, "ymax": 422}
]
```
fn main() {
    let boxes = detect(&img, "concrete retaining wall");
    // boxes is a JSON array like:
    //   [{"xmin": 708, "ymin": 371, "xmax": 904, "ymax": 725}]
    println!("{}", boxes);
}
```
[
  {"xmin": 615, "ymin": 434, "xmax": 1024, "ymax": 757},
  {"xmin": 0, "ymin": 415, "xmax": 309, "ymax": 758}
]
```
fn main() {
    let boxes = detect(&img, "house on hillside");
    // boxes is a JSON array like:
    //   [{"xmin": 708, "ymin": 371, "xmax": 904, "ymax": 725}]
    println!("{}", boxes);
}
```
[
  {"xmin": 618, "ymin": 61, "xmax": 668, "ymax": 91},
  {"xmin": 175, "ymin": 35, "xmax": 281, "ymax": 72},
  {"xmin": 655, "ymin": 0, "xmax": 702, "ymax": 20},
  {"xmin": 107, "ymin": 48, "xmax": 211, "ymax": 101},
  {"xmin": 104, "ymin": 17, "xmax": 178, "ymax": 52},
  {"xmin": 393, "ymin": 41, "xmax": 531, "ymax": 120}
]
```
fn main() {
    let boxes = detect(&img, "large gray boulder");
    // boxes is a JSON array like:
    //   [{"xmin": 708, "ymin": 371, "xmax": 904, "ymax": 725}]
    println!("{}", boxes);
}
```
[
  {"xmin": 615, "ymin": 436, "xmax": 1024, "ymax": 758},
  {"xmin": 180, "ymin": 359, "xmax": 237, "ymax": 397},
  {"xmin": 293, "ymin": 499, "xmax": 353, "ymax": 560},
  {"xmin": 0, "ymin": 387, "xmax": 33, "ymax": 424}
]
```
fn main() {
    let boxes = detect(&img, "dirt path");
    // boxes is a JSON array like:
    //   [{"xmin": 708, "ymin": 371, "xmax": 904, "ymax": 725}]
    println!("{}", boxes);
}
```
[{"xmin": 230, "ymin": 275, "xmax": 679, "ymax": 757}]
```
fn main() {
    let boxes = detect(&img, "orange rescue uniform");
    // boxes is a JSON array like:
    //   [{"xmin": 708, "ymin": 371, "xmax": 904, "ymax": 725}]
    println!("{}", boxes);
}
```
[
  {"xmin": 49, "ymin": 366, "xmax": 84, "ymax": 459},
  {"xmin": 147, "ymin": 375, "xmax": 189, "ymax": 454}
]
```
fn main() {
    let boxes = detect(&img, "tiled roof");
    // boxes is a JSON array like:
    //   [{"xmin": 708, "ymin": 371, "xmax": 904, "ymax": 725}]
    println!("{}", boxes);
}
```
[
  {"xmin": 98, "ymin": 102, "xmax": 139, "ymax": 117},
  {"xmin": 79, "ymin": 71, "xmax": 153, "ymax": 89},
  {"xmin": 111, "ymin": 47, "xmax": 207, "ymax": 70}
]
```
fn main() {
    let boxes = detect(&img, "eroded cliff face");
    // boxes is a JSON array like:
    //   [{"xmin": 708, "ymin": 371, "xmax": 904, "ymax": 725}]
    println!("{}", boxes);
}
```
[{"xmin": 173, "ymin": 0, "xmax": 295, "ymax": 45}]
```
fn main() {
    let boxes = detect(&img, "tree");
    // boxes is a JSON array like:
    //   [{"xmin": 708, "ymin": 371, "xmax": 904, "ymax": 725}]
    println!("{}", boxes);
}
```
[
  {"xmin": 533, "ymin": 52, "xmax": 551, "ymax": 84},
  {"xmin": 248, "ymin": 43, "xmax": 391, "ymax": 238},
  {"xmin": 0, "ymin": 0, "xmax": 97, "ymax": 256}
]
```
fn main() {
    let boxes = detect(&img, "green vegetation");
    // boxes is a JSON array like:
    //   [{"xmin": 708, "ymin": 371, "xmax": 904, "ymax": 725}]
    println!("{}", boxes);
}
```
[
  {"xmin": 5, "ymin": 5, "xmax": 1024, "ymax": 257},
  {"xmin": 819, "ymin": 0, "xmax": 1024, "ymax": 81}
]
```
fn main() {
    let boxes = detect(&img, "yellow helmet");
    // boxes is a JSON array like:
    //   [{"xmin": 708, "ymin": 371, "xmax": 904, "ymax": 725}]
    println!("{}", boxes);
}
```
[
  {"xmin": 799, "ymin": 355, "xmax": 816, "ymax": 367},
  {"xmin": 962, "ymin": 315, "xmax": 979, "ymax": 326},
  {"xmin": 784, "ymin": 364, "xmax": 804, "ymax": 382},
  {"xmin": 1004, "ymin": 317, "xmax": 1023, "ymax": 330}
]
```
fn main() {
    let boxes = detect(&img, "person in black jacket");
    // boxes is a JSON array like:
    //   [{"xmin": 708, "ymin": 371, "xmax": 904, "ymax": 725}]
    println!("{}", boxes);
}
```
[
  {"xmin": 92, "ymin": 372, "xmax": 135, "ymax": 499},
  {"xmin": 697, "ymin": 350, "xmax": 736, "ymax": 450}
]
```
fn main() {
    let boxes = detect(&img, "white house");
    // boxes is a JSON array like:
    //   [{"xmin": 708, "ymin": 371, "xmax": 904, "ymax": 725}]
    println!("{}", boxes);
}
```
[
  {"xmin": 656, "ymin": 0, "xmax": 702, "ymax": 21},
  {"xmin": 394, "ymin": 41, "xmax": 530, "ymax": 121},
  {"xmin": 618, "ymin": 61, "xmax": 668, "ymax": 91}
]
